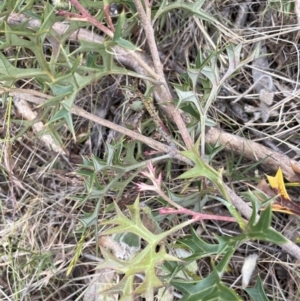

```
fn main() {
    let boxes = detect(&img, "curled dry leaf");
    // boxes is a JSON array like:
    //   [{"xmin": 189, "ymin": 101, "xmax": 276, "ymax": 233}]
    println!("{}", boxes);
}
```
[
  {"xmin": 259, "ymin": 89, "xmax": 274, "ymax": 122},
  {"xmin": 83, "ymin": 269, "xmax": 118, "ymax": 301},
  {"xmin": 252, "ymin": 43, "xmax": 276, "ymax": 122},
  {"xmin": 266, "ymin": 168, "xmax": 300, "ymax": 216}
]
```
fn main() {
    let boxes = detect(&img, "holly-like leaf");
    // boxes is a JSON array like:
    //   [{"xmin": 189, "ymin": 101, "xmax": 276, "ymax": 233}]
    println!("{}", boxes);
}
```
[
  {"xmin": 178, "ymin": 145, "xmax": 245, "ymax": 228},
  {"xmin": 113, "ymin": 11, "xmax": 141, "ymax": 51},
  {"xmin": 0, "ymin": 51, "xmax": 49, "ymax": 84},
  {"xmin": 245, "ymin": 276, "xmax": 270, "ymax": 301},
  {"xmin": 100, "ymin": 198, "xmax": 157, "ymax": 242},
  {"xmin": 49, "ymin": 107, "xmax": 75, "ymax": 140},
  {"xmin": 245, "ymin": 202, "xmax": 287, "ymax": 244},
  {"xmin": 80, "ymin": 197, "xmax": 102, "ymax": 227},
  {"xmin": 171, "ymin": 250, "xmax": 242, "ymax": 301},
  {"xmin": 177, "ymin": 227, "xmax": 219, "ymax": 260},
  {"xmin": 172, "ymin": 275, "xmax": 242, "ymax": 301},
  {"xmin": 98, "ymin": 197, "xmax": 181, "ymax": 297}
]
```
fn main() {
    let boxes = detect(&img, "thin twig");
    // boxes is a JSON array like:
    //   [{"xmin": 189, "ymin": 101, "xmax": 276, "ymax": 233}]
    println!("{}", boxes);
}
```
[
  {"xmin": 133, "ymin": 0, "xmax": 165, "ymax": 81},
  {"xmin": 104, "ymin": 3, "xmax": 115, "ymax": 32},
  {"xmin": 205, "ymin": 127, "xmax": 300, "ymax": 182},
  {"xmin": 133, "ymin": 0, "xmax": 193, "ymax": 150},
  {"xmin": 8, "ymin": 90, "xmax": 191, "ymax": 165}
]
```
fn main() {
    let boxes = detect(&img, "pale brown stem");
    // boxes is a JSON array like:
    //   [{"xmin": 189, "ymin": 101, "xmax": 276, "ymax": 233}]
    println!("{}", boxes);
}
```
[
  {"xmin": 104, "ymin": 3, "xmax": 115, "ymax": 32},
  {"xmin": 206, "ymin": 127, "xmax": 300, "ymax": 182},
  {"xmin": 8, "ymin": 90, "xmax": 191, "ymax": 166},
  {"xmin": 133, "ymin": 0, "xmax": 193, "ymax": 150}
]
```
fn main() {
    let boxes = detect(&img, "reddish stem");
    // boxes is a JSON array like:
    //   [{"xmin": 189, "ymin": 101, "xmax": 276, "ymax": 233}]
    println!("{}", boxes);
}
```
[
  {"xmin": 104, "ymin": 4, "xmax": 115, "ymax": 32},
  {"xmin": 67, "ymin": 0, "xmax": 113, "ymax": 37},
  {"xmin": 159, "ymin": 207, "xmax": 240, "ymax": 223}
]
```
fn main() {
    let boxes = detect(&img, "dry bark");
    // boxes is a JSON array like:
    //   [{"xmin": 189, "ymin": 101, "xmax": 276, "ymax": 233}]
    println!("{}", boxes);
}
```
[{"xmin": 206, "ymin": 127, "xmax": 300, "ymax": 182}]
